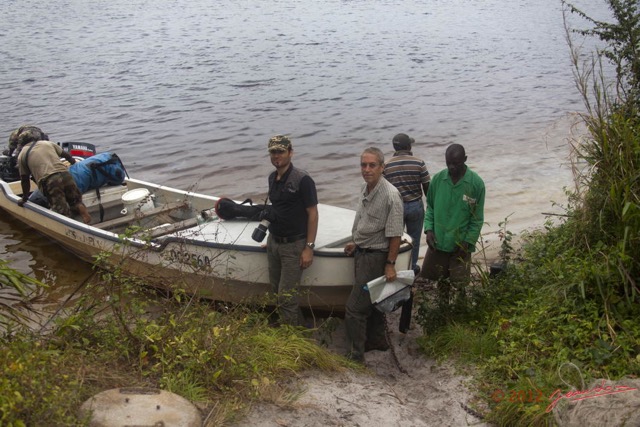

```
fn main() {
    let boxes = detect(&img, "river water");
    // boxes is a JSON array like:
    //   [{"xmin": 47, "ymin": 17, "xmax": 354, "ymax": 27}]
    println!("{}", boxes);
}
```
[{"xmin": 1, "ymin": 0, "xmax": 611, "ymax": 288}]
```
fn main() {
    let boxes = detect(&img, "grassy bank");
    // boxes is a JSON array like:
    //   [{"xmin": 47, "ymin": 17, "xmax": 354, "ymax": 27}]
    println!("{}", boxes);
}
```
[
  {"xmin": 0, "ymin": 262, "xmax": 349, "ymax": 426},
  {"xmin": 415, "ymin": 1, "xmax": 640, "ymax": 425}
]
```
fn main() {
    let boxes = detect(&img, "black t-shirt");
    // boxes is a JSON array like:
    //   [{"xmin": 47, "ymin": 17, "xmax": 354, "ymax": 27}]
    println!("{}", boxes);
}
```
[{"xmin": 268, "ymin": 164, "xmax": 318, "ymax": 237}]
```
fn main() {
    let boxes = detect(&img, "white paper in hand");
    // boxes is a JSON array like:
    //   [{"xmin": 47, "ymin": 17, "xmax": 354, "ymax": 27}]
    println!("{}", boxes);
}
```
[{"xmin": 366, "ymin": 270, "xmax": 414, "ymax": 311}]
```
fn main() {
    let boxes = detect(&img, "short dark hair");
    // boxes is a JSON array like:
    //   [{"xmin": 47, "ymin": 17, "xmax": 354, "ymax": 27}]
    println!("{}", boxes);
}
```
[{"xmin": 446, "ymin": 143, "xmax": 466, "ymax": 158}]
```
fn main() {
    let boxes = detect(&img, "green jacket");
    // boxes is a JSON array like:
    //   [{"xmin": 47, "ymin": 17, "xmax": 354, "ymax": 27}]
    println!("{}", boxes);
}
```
[{"xmin": 424, "ymin": 166, "xmax": 485, "ymax": 252}]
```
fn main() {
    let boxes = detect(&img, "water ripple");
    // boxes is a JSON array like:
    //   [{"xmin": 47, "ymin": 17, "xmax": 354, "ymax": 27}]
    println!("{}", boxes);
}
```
[{"xmin": 2, "ymin": 0, "xmax": 610, "ymax": 257}]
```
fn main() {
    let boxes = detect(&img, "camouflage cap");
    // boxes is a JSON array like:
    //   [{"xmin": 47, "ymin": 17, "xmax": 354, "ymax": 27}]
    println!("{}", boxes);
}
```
[
  {"xmin": 268, "ymin": 135, "xmax": 292, "ymax": 152},
  {"xmin": 9, "ymin": 125, "xmax": 47, "ymax": 149}
]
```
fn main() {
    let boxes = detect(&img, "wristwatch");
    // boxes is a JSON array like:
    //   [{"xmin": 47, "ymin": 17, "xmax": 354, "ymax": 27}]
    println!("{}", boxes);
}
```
[
  {"xmin": 306, "ymin": 242, "xmax": 315, "ymax": 249},
  {"xmin": 385, "ymin": 259, "xmax": 396, "ymax": 265}
]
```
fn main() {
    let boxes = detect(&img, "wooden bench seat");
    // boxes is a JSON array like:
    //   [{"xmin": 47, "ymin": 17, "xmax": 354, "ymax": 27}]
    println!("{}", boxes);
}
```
[
  {"xmin": 148, "ymin": 217, "xmax": 200, "ymax": 239},
  {"xmin": 95, "ymin": 202, "xmax": 189, "ymax": 231}
]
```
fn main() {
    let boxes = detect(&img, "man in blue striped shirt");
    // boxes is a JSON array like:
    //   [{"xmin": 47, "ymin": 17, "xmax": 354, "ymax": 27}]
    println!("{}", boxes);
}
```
[{"xmin": 383, "ymin": 133, "xmax": 430, "ymax": 274}]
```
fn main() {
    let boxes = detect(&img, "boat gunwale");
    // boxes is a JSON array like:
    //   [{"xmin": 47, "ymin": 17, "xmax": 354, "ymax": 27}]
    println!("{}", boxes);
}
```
[{"xmin": 0, "ymin": 178, "xmax": 413, "ymax": 258}]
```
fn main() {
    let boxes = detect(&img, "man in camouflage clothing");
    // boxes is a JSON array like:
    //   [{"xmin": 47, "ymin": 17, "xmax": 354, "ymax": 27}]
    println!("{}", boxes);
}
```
[
  {"xmin": 15, "ymin": 127, "xmax": 91, "ymax": 224},
  {"xmin": 2, "ymin": 125, "xmax": 49, "ymax": 181},
  {"xmin": 6, "ymin": 125, "xmax": 48, "ymax": 157}
]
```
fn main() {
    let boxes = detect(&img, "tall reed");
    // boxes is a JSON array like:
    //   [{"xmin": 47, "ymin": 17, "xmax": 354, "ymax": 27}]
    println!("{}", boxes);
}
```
[{"xmin": 564, "ymin": 0, "xmax": 640, "ymax": 308}]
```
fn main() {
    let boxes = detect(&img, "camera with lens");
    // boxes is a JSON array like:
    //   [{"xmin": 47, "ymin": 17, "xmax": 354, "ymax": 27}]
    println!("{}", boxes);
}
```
[{"xmin": 251, "ymin": 206, "xmax": 276, "ymax": 242}]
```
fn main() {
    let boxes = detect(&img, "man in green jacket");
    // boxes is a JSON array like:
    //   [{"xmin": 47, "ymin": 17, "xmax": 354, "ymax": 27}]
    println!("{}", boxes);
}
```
[{"xmin": 420, "ymin": 144, "xmax": 485, "ymax": 292}]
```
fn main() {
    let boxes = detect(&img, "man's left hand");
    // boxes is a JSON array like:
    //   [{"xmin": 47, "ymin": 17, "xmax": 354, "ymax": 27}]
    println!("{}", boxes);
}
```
[
  {"xmin": 17, "ymin": 199, "xmax": 27, "ymax": 207},
  {"xmin": 455, "ymin": 242, "xmax": 469, "ymax": 260},
  {"xmin": 300, "ymin": 246, "xmax": 314, "ymax": 269}
]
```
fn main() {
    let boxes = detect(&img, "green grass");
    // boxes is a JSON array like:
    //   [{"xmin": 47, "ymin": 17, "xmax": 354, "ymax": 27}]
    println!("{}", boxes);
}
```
[{"xmin": 0, "ymin": 269, "xmax": 348, "ymax": 426}]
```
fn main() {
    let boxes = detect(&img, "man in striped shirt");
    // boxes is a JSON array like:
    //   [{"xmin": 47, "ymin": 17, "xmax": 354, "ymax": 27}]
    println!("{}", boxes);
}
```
[{"xmin": 383, "ymin": 133, "xmax": 430, "ymax": 274}]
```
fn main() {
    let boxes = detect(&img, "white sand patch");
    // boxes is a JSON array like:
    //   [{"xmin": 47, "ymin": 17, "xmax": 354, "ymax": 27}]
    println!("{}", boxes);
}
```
[{"xmin": 232, "ymin": 309, "xmax": 491, "ymax": 427}]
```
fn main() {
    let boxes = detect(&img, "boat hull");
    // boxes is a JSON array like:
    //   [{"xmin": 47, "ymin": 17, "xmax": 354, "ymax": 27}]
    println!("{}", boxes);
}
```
[{"xmin": 0, "ymin": 177, "xmax": 413, "ymax": 311}]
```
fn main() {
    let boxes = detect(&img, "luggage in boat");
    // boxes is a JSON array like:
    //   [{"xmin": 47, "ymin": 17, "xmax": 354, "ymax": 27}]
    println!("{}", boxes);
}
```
[
  {"xmin": 214, "ymin": 197, "xmax": 266, "ymax": 221},
  {"xmin": 69, "ymin": 152, "xmax": 127, "ymax": 193}
]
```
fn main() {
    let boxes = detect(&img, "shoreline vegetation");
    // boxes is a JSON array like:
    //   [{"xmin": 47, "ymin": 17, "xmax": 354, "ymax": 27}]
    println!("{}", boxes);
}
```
[{"xmin": 1, "ymin": 1, "xmax": 639, "ymax": 425}]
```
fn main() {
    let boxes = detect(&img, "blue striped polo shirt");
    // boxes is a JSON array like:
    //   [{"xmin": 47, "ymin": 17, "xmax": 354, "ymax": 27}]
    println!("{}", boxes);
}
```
[{"xmin": 383, "ymin": 150, "xmax": 430, "ymax": 203}]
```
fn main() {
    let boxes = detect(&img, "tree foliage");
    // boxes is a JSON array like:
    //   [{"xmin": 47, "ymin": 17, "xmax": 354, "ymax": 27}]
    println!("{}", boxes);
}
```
[
  {"xmin": 565, "ymin": 0, "xmax": 640, "ymax": 112},
  {"xmin": 564, "ymin": 0, "xmax": 640, "ymax": 307}
]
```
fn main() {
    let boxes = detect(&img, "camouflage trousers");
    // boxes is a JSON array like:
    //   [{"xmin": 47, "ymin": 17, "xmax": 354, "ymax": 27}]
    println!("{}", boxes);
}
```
[{"xmin": 39, "ymin": 172, "xmax": 83, "ymax": 217}]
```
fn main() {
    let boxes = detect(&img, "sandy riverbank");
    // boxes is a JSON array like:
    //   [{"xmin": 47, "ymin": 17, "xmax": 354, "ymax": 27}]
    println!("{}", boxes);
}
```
[
  {"xmin": 232, "ymin": 307, "xmax": 492, "ymax": 427},
  {"xmin": 230, "ymin": 230, "xmax": 518, "ymax": 426}
]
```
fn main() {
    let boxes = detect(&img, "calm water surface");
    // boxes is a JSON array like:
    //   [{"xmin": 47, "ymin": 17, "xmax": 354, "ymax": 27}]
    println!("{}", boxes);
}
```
[{"xmin": 0, "ymin": 0, "xmax": 610, "ymax": 289}]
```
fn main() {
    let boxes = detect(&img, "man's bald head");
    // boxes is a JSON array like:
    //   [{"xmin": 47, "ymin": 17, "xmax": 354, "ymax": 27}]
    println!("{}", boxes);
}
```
[{"xmin": 445, "ymin": 144, "xmax": 467, "ymax": 182}]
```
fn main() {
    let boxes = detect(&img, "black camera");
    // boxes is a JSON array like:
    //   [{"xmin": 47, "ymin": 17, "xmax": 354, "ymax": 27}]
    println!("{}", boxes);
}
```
[{"xmin": 251, "ymin": 207, "xmax": 275, "ymax": 242}]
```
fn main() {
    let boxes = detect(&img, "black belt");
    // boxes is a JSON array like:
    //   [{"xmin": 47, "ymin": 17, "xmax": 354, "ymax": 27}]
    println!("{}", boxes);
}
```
[
  {"xmin": 271, "ymin": 233, "xmax": 306, "ymax": 244},
  {"xmin": 355, "ymin": 246, "xmax": 388, "ymax": 254}
]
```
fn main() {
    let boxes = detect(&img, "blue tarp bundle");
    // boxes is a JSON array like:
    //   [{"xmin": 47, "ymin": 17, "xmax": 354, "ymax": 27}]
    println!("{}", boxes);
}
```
[{"xmin": 69, "ymin": 152, "xmax": 125, "ymax": 193}]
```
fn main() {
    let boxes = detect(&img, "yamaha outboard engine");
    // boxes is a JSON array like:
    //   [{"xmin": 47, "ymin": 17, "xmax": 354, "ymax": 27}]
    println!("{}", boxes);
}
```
[{"xmin": 59, "ymin": 142, "xmax": 97, "ymax": 161}]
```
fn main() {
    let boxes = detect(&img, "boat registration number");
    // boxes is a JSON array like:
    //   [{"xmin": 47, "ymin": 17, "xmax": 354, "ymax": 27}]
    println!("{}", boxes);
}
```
[{"xmin": 168, "ymin": 249, "xmax": 212, "ymax": 267}]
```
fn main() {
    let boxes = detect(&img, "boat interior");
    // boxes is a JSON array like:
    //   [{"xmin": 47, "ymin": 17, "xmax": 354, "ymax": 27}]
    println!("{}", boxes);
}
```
[
  {"xmin": 7, "ymin": 179, "xmax": 410, "ymax": 254},
  {"xmin": 13, "ymin": 181, "xmax": 206, "ymax": 239}
]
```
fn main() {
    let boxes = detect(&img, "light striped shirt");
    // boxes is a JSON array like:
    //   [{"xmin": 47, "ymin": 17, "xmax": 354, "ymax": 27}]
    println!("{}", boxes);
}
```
[
  {"xmin": 383, "ymin": 151, "xmax": 430, "ymax": 202},
  {"xmin": 352, "ymin": 177, "xmax": 404, "ymax": 250}
]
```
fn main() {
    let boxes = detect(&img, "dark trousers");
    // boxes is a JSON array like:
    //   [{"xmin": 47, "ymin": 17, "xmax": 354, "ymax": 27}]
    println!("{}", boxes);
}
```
[
  {"xmin": 403, "ymin": 199, "xmax": 425, "ymax": 271},
  {"xmin": 344, "ymin": 250, "xmax": 387, "ymax": 360},
  {"xmin": 420, "ymin": 247, "xmax": 471, "ymax": 284},
  {"xmin": 420, "ymin": 247, "xmax": 471, "ymax": 304},
  {"xmin": 267, "ymin": 236, "xmax": 305, "ymax": 326}
]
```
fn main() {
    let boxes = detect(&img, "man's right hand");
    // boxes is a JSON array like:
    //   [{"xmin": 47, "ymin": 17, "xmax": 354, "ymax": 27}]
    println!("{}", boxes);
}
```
[
  {"xmin": 344, "ymin": 242, "xmax": 356, "ymax": 256},
  {"xmin": 426, "ymin": 230, "xmax": 436, "ymax": 250},
  {"xmin": 17, "ymin": 199, "xmax": 27, "ymax": 207}
]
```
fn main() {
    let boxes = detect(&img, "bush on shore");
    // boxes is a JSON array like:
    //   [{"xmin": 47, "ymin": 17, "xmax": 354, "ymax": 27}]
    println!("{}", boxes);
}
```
[
  {"xmin": 1, "ymin": 256, "xmax": 347, "ymax": 426},
  {"xmin": 415, "ymin": 1, "xmax": 640, "ymax": 425}
]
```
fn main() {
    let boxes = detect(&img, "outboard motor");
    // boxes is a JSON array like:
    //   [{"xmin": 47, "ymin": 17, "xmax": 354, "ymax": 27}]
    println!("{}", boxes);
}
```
[
  {"xmin": 0, "ymin": 154, "xmax": 20, "ymax": 182},
  {"xmin": 59, "ymin": 142, "xmax": 97, "ymax": 161}
]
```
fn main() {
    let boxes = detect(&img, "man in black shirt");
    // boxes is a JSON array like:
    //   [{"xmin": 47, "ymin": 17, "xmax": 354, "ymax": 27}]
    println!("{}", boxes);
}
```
[{"xmin": 265, "ymin": 135, "xmax": 318, "ymax": 326}]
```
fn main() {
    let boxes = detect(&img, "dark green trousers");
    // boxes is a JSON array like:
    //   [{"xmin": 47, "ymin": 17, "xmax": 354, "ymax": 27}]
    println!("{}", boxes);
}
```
[{"xmin": 345, "ymin": 250, "xmax": 387, "ymax": 360}]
